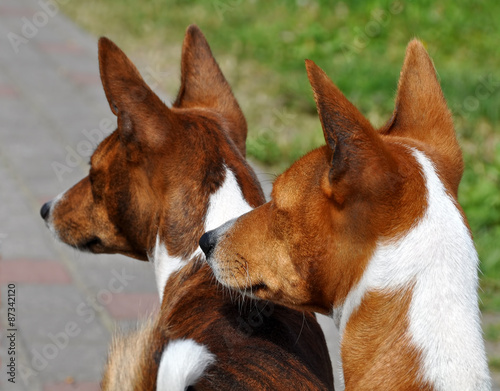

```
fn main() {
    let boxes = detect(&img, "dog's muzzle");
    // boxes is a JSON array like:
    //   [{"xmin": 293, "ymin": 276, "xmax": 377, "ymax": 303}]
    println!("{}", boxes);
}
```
[{"xmin": 199, "ymin": 218, "xmax": 237, "ymax": 260}]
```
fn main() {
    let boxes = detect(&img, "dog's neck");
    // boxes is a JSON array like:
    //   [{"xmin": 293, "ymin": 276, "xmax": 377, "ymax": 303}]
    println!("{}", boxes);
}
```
[
  {"xmin": 334, "ymin": 148, "xmax": 489, "ymax": 390},
  {"xmin": 148, "ymin": 165, "xmax": 253, "ymax": 299}
]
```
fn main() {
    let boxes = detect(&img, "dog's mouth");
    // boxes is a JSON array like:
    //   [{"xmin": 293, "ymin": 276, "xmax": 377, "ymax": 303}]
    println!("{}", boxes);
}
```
[
  {"xmin": 247, "ymin": 282, "xmax": 268, "ymax": 296},
  {"xmin": 79, "ymin": 236, "xmax": 103, "ymax": 252}
]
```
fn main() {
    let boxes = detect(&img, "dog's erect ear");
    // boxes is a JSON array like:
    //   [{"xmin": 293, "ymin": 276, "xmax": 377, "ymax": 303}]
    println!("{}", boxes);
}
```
[
  {"xmin": 381, "ymin": 40, "xmax": 463, "ymax": 193},
  {"xmin": 174, "ymin": 25, "xmax": 248, "ymax": 157},
  {"xmin": 98, "ymin": 37, "xmax": 170, "ymax": 147},
  {"xmin": 306, "ymin": 60, "xmax": 389, "ymax": 201}
]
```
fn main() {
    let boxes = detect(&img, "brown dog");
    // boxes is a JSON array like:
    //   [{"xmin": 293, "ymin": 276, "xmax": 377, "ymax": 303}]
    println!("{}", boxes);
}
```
[
  {"xmin": 201, "ymin": 41, "xmax": 490, "ymax": 390},
  {"xmin": 40, "ymin": 25, "xmax": 334, "ymax": 390}
]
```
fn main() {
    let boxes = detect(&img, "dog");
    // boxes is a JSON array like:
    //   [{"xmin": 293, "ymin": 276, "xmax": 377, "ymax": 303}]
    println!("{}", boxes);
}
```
[
  {"xmin": 200, "ymin": 40, "xmax": 491, "ymax": 390},
  {"xmin": 40, "ymin": 25, "xmax": 334, "ymax": 390}
]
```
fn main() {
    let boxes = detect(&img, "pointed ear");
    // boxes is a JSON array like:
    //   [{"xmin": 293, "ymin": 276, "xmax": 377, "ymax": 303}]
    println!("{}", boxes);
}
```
[
  {"xmin": 306, "ymin": 60, "xmax": 385, "ymax": 193},
  {"xmin": 381, "ymin": 40, "xmax": 463, "ymax": 192},
  {"xmin": 98, "ymin": 37, "xmax": 170, "ymax": 147},
  {"xmin": 173, "ymin": 25, "xmax": 247, "ymax": 156}
]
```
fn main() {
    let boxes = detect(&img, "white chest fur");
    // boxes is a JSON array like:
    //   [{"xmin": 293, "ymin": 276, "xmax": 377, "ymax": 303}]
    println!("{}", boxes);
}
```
[{"xmin": 335, "ymin": 149, "xmax": 490, "ymax": 390}]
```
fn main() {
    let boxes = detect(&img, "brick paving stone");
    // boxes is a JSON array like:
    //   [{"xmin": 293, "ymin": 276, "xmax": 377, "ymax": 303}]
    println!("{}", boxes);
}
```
[
  {"xmin": 0, "ymin": 85, "xmax": 19, "ymax": 97},
  {"xmin": 0, "ymin": 260, "xmax": 72, "ymax": 284},
  {"xmin": 43, "ymin": 382, "xmax": 101, "ymax": 391},
  {"xmin": 72, "ymin": 255, "xmax": 161, "ymax": 294},
  {"xmin": 104, "ymin": 292, "xmax": 159, "ymax": 320},
  {"xmin": 0, "ymin": 1, "xmax": 158, "ymax": 388}
]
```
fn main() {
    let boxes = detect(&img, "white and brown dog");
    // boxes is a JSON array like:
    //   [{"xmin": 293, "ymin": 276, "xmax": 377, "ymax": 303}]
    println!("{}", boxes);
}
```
[
  {"xmin": 41, "ymin": 26, "xmax": 334, "ymax": 390},
  {"xmin": 201, "ymin": 40, "xmax": 491, "ymax": 390}
]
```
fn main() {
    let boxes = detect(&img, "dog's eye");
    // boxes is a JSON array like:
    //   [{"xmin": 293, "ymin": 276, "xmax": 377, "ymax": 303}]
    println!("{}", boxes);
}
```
[{"xmin": 88, "ymin": 168, "xmax": 98, "ymax": 186}]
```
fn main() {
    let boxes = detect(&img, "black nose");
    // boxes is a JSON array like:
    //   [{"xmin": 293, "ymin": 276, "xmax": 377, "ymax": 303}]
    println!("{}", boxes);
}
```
[
  {"xmin": 40, "ymin": 201, "xmax": 52, "ymax": 220},
  {"xmin": 199, "ymin": 231, "xmax": 216, "ymax": 259}
]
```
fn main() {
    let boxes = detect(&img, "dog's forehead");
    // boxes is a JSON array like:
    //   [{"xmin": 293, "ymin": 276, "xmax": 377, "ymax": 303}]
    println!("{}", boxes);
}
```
[
  {"xmin": 272, "ymin": 148, "xmax": 327, "ymax": 209},
  {"xmin": 272, "ymin": 173, "xmax": 299, "ymax": 210},
  {"xmin": 90, "ymin": 131, "xmax": 120, "ymax": 167}
]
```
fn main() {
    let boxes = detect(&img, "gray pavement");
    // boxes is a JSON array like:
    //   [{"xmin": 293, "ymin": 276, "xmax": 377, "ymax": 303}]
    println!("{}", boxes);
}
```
[
  {"xmin": 0, "ymin": 1, "xmax": 495, "ymax": 390},
  {"xmin": 0, "ymin": 1, "xmax": 159, "ymax": 390}
]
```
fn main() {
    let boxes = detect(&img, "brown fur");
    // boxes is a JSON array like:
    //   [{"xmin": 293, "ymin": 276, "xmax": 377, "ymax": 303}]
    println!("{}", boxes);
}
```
[
  {"xmin": 204, "ymin": 40, "xmax": 462, "ymax": 389},
  {"xmin": 102, "ymin": 318, "xmax": 158, "ymax": 390},
  {"xmin": 380, "ymin": 41, "xmax": 463, "ymax": 196},
  {"xmin": 43, "ymin": 25, "xmax": 334, "ymax": 390},
  {"xmin": 342, "ymin": 288, "xmax": 433, "ymax": 391}
]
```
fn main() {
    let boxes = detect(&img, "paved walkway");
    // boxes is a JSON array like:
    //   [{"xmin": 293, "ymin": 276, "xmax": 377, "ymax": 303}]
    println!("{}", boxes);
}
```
[
  {"xmin": 0, "ymin": 1, "xmax": 495, "ymax": 390},
  {"xmin": 0, "ymin": 1, "xmax": 162, "ymax": 390}
]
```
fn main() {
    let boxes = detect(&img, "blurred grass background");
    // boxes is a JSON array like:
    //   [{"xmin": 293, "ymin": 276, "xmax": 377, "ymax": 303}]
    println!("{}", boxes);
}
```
[{"xmin": 60, "ymin": 0, "xmax": 499, "ymax": 309}]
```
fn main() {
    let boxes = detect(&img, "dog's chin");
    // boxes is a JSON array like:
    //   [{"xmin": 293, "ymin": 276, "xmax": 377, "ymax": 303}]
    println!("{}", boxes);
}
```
[{"xmin": 207, "ymin": 258, "xmax": 269, "ymax": 298}]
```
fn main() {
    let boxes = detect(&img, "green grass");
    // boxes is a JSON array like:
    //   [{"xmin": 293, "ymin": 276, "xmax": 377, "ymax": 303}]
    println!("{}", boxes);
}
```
[
  {"xmin": 60, "ymin": 0, "xmax": 500, "ymax": 309},
  {"xmin": 490, "ymin": 357, "xmax": 500, "ymax": 372},
  {"xmin": 484, "ymin": 321, "xmax": 500, "ymax": 342}
]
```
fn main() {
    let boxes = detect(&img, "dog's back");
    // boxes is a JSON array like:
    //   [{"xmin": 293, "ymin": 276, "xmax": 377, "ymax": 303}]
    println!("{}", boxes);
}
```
[{"xmin": 104, "ymin": 262, "xmax": 334, "ymax": 390}]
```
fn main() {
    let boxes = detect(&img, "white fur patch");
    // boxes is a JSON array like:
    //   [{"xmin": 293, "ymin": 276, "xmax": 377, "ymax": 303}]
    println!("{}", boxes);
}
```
[
  {"xmin": 45, "ymin": 189, "xmax": 66, "ymax": 239},
  {"xmin": 334, "ymin": 149, "xmax": 490, "ymax": 390},
  {"xmin": 149, "ymin": 235, "xmax": 187, "ymax": 299},
  {"xmin": 197, "ymin": 166, "xmax": 253, "ymax": 284},
  {"xmin": 204, "ymin": 166, "xmax": 253, "ymax": 232},
  {"xmin": 156, "ymin": 339, "xmax": 215, "ymax": 391},
  {"xmin": 150, "ymin": 166, "xmax": 252, "ymax": 300},
  {"xmin": 192, "ymin": 165, "xmax": 252, "ymax": 262}
]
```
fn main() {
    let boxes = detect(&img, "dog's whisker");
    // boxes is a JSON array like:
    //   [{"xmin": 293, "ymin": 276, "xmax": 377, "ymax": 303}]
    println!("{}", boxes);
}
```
[
  {"xmin": 229, "ymin": 269, "xmax": 244, "ymax": 312},
  {"xmin": 294, "ymin": 312, "xmax": 306, "ymax": 347}
]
